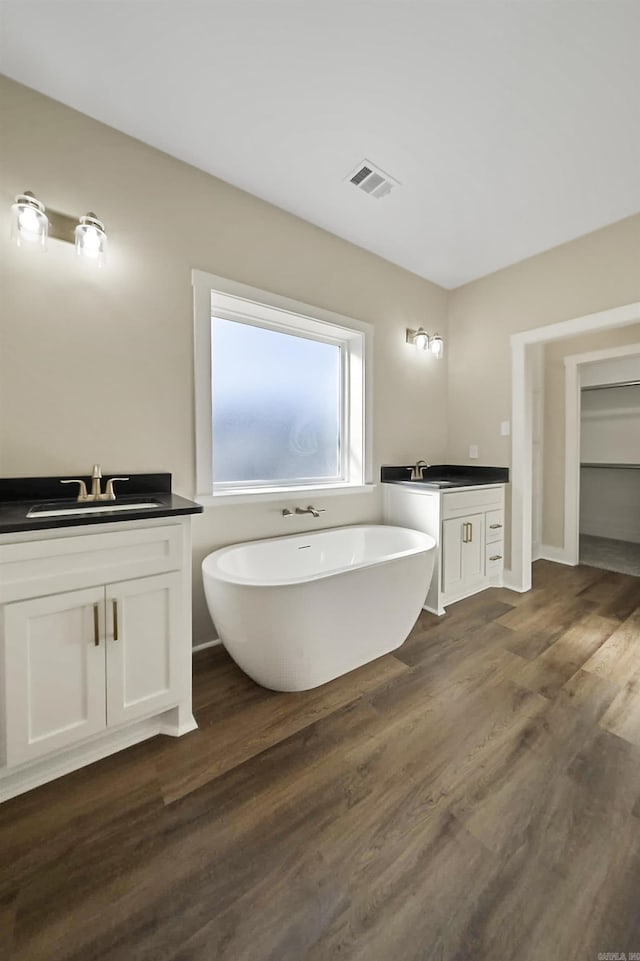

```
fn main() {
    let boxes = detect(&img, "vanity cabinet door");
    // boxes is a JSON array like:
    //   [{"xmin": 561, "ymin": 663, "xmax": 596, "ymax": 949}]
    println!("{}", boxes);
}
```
[
  {"xmin": 105, "ymin": 572, "xmax": 184, "ymax": 727},
  {"xmin": 442, "ymin": 513, "xmax": 485, "ymax": 595},
  {"xmin": 3, "ymin": 587, "xmax": 107, "ymax": 767},
  {"xmin": 461, "ymin": 513, "xmax": 485, "ymax": 585}
]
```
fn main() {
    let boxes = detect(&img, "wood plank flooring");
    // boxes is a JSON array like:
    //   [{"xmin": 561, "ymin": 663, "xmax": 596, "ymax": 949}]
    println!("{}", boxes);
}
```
[{"xmin": 2, "ymin": 559, "xmax": 640, "ymax": 961}]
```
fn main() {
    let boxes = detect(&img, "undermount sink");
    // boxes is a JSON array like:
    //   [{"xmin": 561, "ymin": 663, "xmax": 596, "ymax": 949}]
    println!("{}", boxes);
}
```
[
  {"xmin": 27, "ymin": 499, "xmax": 162, "ymax": 518},
  {"xmin": 413, "ymin": 478, "xmax": 458, "ymax": 486}
]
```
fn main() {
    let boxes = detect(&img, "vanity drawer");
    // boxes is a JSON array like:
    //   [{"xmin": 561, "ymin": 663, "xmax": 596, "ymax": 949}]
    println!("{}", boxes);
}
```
[
  {"xmin": 442, "ymin": 486, "xmax": 503, "ymax": 519},
  {"xmin": 0, "ymin": 524, "xmax": 183, "ymax": 602},
  {"xmin": 486, "ymin": 510, "xmax": 505, "ymax": 542},
  {"xmin": 485, "ymin": 542, "xmax": 504, "ymax": 575}
]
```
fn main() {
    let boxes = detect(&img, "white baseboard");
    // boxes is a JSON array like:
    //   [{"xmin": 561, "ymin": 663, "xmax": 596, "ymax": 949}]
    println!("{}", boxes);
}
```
[
  {"xmin": 502, "ymin": 569, "xmax": 529, "ymax": 593},
  {"xmin": 0, "ymin": 706, "xmax": 194, "ymax": 804},
  {"xmin": 501, "ymin": 547, "xmax": 577, "ymax": 595},
  {"xmin": 423, "ymin": 603, "xmax": 446, "ymax": 617},
  {"xmin": 192, "ymin": 638, "xmax": 222, "ymax": 654},
  {"xmin": 538, "ymin": 544, "xmax": 576, "ymax": 566},
  {"xmin": 580, "ymin": 523, "xmax": 640, "ymax": 544}
]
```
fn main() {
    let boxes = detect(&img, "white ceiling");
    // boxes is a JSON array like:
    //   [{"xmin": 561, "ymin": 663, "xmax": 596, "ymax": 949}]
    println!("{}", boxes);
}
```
[{"xmin": 2, "ymin": 1, "xmax": 640, "ymax": 288}]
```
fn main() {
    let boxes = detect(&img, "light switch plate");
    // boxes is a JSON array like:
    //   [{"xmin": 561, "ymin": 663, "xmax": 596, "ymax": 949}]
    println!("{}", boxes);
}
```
[
  {"xmin": 469, "ymin": 445, "xmax": 479, "ymax": 459},
  {"xmin": 500, "ymin": 421, "xmax": 511, "ymax": 436}
]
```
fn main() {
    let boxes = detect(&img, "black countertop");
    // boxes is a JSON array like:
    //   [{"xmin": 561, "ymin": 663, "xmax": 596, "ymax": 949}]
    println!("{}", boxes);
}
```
[
  {"xmin": 0, "ymin": 473, "xmax": 203, "ymax": 535},
  {"xmin": 381, "ymin": 464, "xmax": 509, "ymax": 490}
]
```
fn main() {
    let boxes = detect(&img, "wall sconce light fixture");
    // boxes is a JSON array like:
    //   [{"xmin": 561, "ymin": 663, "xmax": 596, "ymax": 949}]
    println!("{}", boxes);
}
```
[
  {"xmin": 75, "ymin": 213, "xmax": 107, "ymax": 267},
  {"xmin": 11, "ymin": 191, "xmax": 107, "ymax": 266},
  {"xmin": 406, "ymin": 327, "xmax": 444, "ymax": 359},
  {"xmin": 11, "ymin": 191, "xmax": 49, "ymax": 250}
]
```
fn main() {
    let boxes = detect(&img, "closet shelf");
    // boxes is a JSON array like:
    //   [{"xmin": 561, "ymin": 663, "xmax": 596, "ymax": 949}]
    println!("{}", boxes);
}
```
[{"xmin": 580, "ymin": 462, "xmax": 640, "ymax": 469}]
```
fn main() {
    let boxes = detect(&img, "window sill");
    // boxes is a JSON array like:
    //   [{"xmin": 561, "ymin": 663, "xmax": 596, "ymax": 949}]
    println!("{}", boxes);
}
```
[{"xmin": 197, "ymin": 483, "xmax": 377, "ymax": 507}]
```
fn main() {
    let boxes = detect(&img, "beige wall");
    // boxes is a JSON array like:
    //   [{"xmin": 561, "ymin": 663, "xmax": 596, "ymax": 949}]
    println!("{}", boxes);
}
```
[
  {"xmin": 446, "ymin": 211, "xmax": 640, "ymax": 563},
  {"xmin": 0, "ymin": 76, "xmax": 448, "ymax": 644},
  {"xmin": 542, "ymin": 325, "xmax": 640, "ymax": 547},
  {"xmin": 446, "ymin": 213, "xmax": 640, "ymax": 470}
]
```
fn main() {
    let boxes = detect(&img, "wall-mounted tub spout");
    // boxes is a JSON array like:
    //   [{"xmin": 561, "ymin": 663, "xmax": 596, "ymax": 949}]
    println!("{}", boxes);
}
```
[
  {"xmin": 281, "ymin": 506, "xmax": 327, "ymax": 519},
  {"xmin": 295, "ymin": 505, "xmax": 326, "ymax": 519}
]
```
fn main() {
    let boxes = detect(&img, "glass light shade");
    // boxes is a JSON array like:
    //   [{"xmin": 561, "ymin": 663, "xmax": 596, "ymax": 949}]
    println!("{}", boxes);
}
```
[
  {"xmin": 413, "ymin": 328, "xmax": 429, "ymax": 350},
  {"xmin": 429, "ymin": 334, "xmax": 444, "ymax": 359},
  {"xmin": 11, "ymin": 192, "xmax": 48, "ymax": 250},
  {"xmin": 75, "ymin": 213, "xmax": 107, "ymax": 267}
]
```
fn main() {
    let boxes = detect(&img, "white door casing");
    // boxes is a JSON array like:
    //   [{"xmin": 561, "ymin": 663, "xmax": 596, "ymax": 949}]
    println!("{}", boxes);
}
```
[{"xmin": 530, "ymin": 344, "xmax": 544, "ymax": 560}]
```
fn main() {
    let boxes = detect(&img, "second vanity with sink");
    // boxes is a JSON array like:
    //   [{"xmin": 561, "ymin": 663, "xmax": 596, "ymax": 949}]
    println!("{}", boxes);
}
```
[
  {"xmin": 0, "ymin": 471, "xmax": 202, "ymax": 802},
  {"xmin": 382, "ymin": 464, "xmax": 509, "ymax": 615}
]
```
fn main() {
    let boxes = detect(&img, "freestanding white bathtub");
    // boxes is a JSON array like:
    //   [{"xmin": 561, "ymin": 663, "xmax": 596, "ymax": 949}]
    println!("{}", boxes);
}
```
[{"xmin": 202, "ymin": 525, "xmax": 436, "ymax": 691}]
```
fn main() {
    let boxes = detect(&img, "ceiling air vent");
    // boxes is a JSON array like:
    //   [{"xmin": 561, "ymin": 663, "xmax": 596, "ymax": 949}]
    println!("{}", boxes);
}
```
[{"xmin": 346, "ymin": 159, "xmax": 400, "ymax": 199}]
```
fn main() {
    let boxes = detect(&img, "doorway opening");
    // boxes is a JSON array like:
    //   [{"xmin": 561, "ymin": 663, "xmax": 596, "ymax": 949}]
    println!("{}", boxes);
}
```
[
  {"xmin": 509, "ymin": 301, "xmax": 640, "ymax": 593},
  {"xmin": 567, "ymin": 346, "xmax": 640, "ymax": 576}
]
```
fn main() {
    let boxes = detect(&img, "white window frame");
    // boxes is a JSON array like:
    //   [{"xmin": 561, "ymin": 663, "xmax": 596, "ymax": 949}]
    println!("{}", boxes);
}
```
[{"xmin": 192, "ymin": 270, "xmax": 374, "ymax": 504}]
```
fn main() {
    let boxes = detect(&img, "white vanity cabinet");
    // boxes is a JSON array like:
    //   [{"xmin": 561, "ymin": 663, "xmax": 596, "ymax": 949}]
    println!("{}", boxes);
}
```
[
  {"xmin": 0, "ymin": 518, "xmax": 196, "ymax": 801},
  {"xmin": 383, "ymin": 482, "xmax": 505, "ymax": 615}
]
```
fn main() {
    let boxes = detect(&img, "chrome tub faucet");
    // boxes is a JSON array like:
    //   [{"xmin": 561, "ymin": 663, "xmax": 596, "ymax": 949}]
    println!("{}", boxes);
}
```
[{"xmin": 282, "ymin": 505, "xmax": 327, "ymax": 519}]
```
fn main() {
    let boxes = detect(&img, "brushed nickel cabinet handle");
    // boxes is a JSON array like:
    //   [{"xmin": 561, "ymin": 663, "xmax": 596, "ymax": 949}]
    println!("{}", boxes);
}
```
[
  {"xmin": 112, "ymin": 599, "xmax": 118, "ymax": 641},
  {"xmin": 489, "ymin": 523, "xmax": 503, "ymax": 529},
  {"xmin": 489, "ymin": 554, "xmax": 503, "ymax": 561},
  {"xmin": 469, "ymin": 522, "xmax": 473, "ymax": 542},
  {"xmin": 93, "ymin": 604, "xmax": 100, "ymax": 647},
  {"xmin": 461, "ymin": 522, "xmax": 468, "ymax": 544}
]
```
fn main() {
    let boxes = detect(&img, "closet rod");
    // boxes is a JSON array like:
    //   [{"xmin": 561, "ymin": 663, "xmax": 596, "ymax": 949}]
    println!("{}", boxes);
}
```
[
  {"xmin": 580, "ymin": 462, "xmax": 640, "ymax": 469},
  {"xmin": 582, "ymin": 380, "xmax": 640, "ymax": 392}
]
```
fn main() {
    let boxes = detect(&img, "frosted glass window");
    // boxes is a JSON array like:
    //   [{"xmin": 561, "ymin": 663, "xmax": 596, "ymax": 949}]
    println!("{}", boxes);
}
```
[{"xmin": 211, "ymin": 318, "xmax": 342, "ymax": 484}]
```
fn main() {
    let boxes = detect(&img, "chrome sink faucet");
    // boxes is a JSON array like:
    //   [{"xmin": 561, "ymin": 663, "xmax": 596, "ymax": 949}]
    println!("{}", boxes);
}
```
[
  {"xmin": 410, "ymin": 460, "xmax": 429, "ymax": 480},
  {"xmin": 61, "ymin": 465, "xmax": 130, "ymax": 502}
]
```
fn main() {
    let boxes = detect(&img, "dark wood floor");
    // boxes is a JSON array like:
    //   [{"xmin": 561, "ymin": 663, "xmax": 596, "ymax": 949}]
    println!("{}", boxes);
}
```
[{"xmin": 3, "ymin": 560, "xmax": 640, "ymax": 961}]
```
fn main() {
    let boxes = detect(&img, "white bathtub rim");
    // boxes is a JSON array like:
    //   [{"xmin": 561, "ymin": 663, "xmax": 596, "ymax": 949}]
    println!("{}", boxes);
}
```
[{"xmin": 202, "ymin": 524, "xmax": 435, "ymax": 588}]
